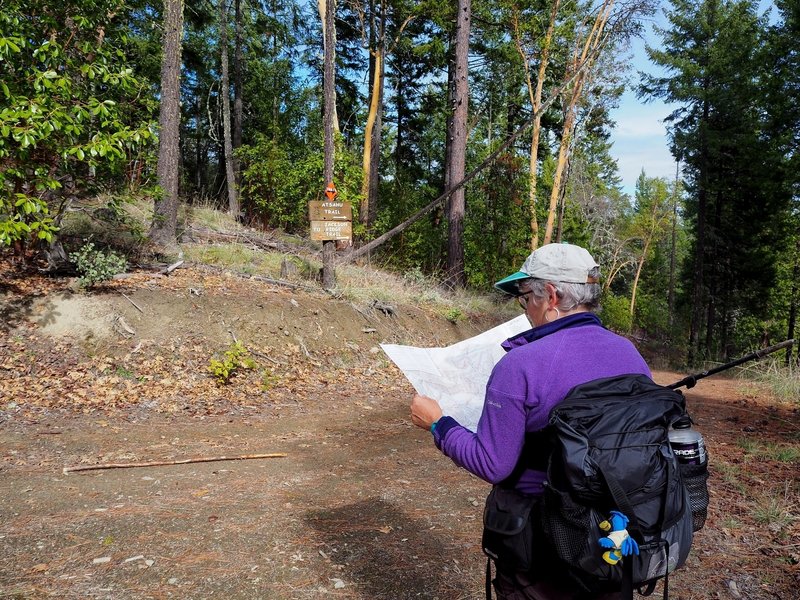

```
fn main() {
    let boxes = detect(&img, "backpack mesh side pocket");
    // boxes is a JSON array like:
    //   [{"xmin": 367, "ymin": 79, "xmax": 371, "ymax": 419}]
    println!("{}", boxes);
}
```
[
  {"xmin": 680, "ymin": 461, "xmax": 709, "ymax": 531},
  {"xmin": 540, "ymin": 484, "xmax": 596, "ymax": 565}
]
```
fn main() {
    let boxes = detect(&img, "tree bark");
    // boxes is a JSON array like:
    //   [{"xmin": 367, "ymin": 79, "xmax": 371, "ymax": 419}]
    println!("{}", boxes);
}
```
[
  {"xmin": 318, "ymin": 0, "xmax": 340, "ymax": 134},
  {"xmin": 219, "ymin": 0, "xmax": 239, "ymax": 218},
  {"xmin": 542, "ymin": 0, "xmax": 613, "ymax": 246},
  {"xmin": 513, "ymin": 0, "xmax": 560, "ymax": 251},
  {"xmin": 321, "ymin": 0, "xmax": 337, "ymax": 288},
  {"xmin": 688, "ymin": 71, "xmax": 711, "ymax": 364},
  {"xmin": 668, "ymin": 160, "xmax": 680, "ymax": 331},
  {"xmin": 360, "ymin": 45, "xmax": 383, "ymax": 229},
  {"xmin": 445, "ymin": 0, "xmax": 470, "ymax": 288},
  {"xmin": 150, "ymin": 0, "xmax": 184, "ymax": 249},
  {"xmin": 630, "ymin": 237, "xmax": 650, "ymax": 316},
  {"xmin": 786, "ymin": 238, "xmax": 799, "ymax": 366},
  {"xmin": 233, "ymin": 0, "xmax": 243, "ymax": 184}
]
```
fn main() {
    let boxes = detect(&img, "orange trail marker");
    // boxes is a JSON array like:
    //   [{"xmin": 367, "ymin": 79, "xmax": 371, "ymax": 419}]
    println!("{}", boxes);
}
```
[{"xmin": 325, "ymin": 182, "xmax": 337, "ymax": 200}]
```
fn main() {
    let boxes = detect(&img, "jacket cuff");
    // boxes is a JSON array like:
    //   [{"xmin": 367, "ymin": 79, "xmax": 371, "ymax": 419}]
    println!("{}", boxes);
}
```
[{"xmin": 432, "ymin": 415, "xmax": 459, "ymax": 448}]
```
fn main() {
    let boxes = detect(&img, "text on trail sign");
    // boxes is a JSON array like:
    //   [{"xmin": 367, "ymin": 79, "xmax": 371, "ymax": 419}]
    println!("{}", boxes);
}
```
[
  {"xmin": 310, "ymin": 220, "xmax": 352, "ymax": 241},
  {"xmin": 308, "ymin": 201, "xmax": 352, "ymax": 221}
]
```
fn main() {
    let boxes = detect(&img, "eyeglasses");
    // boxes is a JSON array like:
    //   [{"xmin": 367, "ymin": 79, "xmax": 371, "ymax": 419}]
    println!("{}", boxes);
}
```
[{"xmin": 517, "ymin": 291, "xmax": 533, "ymax": 309}]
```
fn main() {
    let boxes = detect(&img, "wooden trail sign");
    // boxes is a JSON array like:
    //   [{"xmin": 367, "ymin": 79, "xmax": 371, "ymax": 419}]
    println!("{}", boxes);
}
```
[
  {"xmin": 308, "ymin": 200, "xmax": 352, "ymax": 221},
  {"xmin": 310, "ymin": 181, "xmax": 353, "ymax": 243},
  {"xmin": 311, "ymin": 220, "xmax": 352, "ymax": 241}
]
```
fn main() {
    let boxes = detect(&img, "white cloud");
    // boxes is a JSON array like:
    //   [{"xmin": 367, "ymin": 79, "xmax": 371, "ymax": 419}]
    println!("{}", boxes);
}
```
[
  {"xmin": 613, "ymin": 111, "xmax": 671, "ymax": 139},
  {"xmin": 609, "ymin": 92, "xmax": 679, "ymax": 195}
]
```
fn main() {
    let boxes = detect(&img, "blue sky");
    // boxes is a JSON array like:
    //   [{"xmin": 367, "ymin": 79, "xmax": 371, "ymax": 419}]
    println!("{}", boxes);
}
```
[
  {"xmin": 608, "ymin": 8, "xmax": 677, "ymax": 198},
  {"xmin": 611, "ymin": 1, "xmax": 778, "ymax": 197}
]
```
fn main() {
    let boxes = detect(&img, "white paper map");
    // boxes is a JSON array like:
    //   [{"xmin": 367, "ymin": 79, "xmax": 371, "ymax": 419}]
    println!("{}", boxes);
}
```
[{"xmin": 381, "ymin": 314, "xmax": 530, "ymax": 431}]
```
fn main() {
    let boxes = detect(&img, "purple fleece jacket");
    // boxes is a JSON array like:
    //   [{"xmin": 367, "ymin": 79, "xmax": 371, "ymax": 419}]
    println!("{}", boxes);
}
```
[{"xmin": 432, "ymin": 312, "xmax": 651, "ymax": 495}]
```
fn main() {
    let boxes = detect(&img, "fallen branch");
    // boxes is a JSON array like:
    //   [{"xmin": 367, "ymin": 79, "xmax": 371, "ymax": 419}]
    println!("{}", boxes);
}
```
[
  {"xmin": 187, "ymin": 262, "xmax": 323, "ymax": 294},
  {"xmin": 162, "ymin": 260, "xmax": 184, "ymax": 275},
  {"xmin": 63, "ymin": 453, "xmax": 287, "ymax": 474},
  {"xmin": 121, "ymin": 293, "xmax": 144, "ymax": 313}
]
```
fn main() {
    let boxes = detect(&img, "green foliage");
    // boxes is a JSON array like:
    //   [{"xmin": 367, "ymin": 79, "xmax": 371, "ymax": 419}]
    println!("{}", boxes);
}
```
[
  {"xmin": 0, "ymin": 0, "xmax": 155, "ymax": 248},
  {"xmin": 642, "ymin": 0, "xmax": 794, "ymax": 358},
  {"xmin": 207, "ymin": 342, "xmax": 257, "ymax": 385},
  {"xmin": 69, "ymin": 242, "xmax": 128, "ymax": 288},
  {"xmin": 632, "ymin": 291, "xmax": 669, "ymax": 335},
  {"xmin": 444, "ymin": 307, "xmax": 465, "ymax": 323},
  {"xmin": 464, "ymin": 150, "xmax": 530, "ymax": 289},
  {"xmin": 237, "ymin": 134, "xmax": 363, "ymax": 232},
  {"xmin": 600, "ymin": 291, "xmax": 632, "ymax": 334},
  {"xmin": 260, "ymin": 368, "xmax": 280, "ymax": 391}
]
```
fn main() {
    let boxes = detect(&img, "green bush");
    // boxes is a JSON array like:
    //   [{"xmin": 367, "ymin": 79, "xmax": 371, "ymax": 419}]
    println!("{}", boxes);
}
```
[
  {"xmin": 69, "ymin": 242, "xmax": 127, "ymax": 288},
  {"xmin": 207, "ymin": 341, "xmax": 256, "ymax": 385},
  {"xmin": 600, "ymin": 291, "xmax": 632, "ymax": 333}
]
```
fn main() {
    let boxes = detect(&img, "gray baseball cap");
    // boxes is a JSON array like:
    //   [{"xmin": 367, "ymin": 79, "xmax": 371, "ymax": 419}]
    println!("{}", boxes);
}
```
[{"xmin": 494, "ymin": 243, "xmax": 599, "ymax": 295}]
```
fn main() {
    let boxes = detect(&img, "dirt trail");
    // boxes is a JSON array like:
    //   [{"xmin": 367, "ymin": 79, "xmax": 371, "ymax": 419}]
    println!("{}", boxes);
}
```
[{"xmin": 1, "ymin": 264, "xmax": 798, "ymax": 599}]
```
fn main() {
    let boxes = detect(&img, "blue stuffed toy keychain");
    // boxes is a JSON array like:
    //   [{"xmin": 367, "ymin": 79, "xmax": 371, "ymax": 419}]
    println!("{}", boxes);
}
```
[{"xmin": 598, "ymin": 510, "xmax": 640, "ymax": 565}]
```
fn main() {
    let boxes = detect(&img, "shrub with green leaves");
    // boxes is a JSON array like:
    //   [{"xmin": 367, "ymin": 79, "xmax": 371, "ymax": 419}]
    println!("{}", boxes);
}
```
[
  {"xmin": 69, "ymin": 242, "xmax": 127, "ymax": 288},
  {"xmin": 0, "ymin": 1, "xmax": 155, "ymax": 248},
  {"xmin": 600, "ymin": 291, "xmax": 633, "ymax": 333},
  {"xmin": 207, "ymin": 342, "xmax": 257, "ymax": 385},
  {"xmin": 237, "ymin": 134, "xmax": 363, "ymax": 233}
]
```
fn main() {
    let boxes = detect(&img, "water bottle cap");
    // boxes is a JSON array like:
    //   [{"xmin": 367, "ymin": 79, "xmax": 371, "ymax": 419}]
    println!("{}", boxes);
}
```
[{"xmin": 674, "ymin": 416, "xmax": 692, "ymax": 429}]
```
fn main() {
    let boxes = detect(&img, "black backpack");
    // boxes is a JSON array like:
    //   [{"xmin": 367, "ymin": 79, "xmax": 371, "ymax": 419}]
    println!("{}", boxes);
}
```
[{"xmin": 539, "ymin": 374, "xmax": 708, "ymax": 598}]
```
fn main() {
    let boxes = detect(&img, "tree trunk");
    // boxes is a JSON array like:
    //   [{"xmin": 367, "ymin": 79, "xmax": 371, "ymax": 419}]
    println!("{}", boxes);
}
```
[
  {"xmin": 318, "ymin": 0, "xmax": 340, "ymax": 134},
  {"xmin": 150, "ymin": 0, "xmax": 184, "ymax": 249},
  {"xmin": 195, "ymin": 91, "xmax": 203, "ymax": 194},
  {"xmin": 705, "ymin": 190, "xmax": 723, "ymax": 357},
  {"xmin": 394, "ymin": 67, "xmax": 406, "ymax": 178},
  {"xmin": 629, "ymin": 239, "xmax": 650, "ymax": 316},
  {"xmin": 514, "ymin": 0, "xmax": 560, "ymax": 251},
  {"xmin": 668, "ymin": 160, "xmax": 680, "ymax": 331},
  {"xmin": 688, "ymin": 89, "xmax": 710, "ymax": 364},
  {"xmin": 445, "ymin": 0, "xmax": 470, "ymax": 288},
  {"xmin": 233, "ymin": 0, "xmax": 243, "ymax": 186},
  {"xmin": 321, "ymin": 0, "xmax": 337, "ymax": 288},
  {"xmin": 786, "ymin": 238, "xmax": 799, "ymax": 366},
  {"xmin": 360, "ymin": 46, "xmax": 384, "ymax": 229},
  {"xmin": 542, "ymin": 0, "xmax": 613, "ymax": 246},
  {"xmin": 219, "ymin": 0, "xmax": 239, "ymax": 218}
]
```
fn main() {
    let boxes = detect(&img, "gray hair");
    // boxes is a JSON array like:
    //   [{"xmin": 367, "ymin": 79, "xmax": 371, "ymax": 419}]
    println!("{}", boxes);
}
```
[{"xmin": 518, "ymin": 267, "xmax": 601, "ymax": 311}]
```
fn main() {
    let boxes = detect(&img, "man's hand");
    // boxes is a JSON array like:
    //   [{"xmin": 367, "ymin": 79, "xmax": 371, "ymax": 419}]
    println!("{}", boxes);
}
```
[{"xmin": 410, "ymin": 394, "xmax": 443, "ymax": 431}]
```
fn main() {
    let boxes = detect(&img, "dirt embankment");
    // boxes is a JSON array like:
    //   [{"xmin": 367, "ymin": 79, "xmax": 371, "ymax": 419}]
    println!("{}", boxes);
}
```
[{"xmin": 1, "ymin": 262, "xmax": 798, "ymax": 599}]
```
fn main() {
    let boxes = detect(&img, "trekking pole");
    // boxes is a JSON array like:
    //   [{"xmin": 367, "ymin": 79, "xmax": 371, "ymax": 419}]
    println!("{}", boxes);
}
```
[{"xmin": 668, "ymin": 339, "xmax": 795, "ymax": 390}]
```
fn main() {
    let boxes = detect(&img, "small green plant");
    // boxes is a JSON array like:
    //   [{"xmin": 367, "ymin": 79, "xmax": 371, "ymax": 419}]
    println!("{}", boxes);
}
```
[
  {"xmin": 721, "ymin": 517, "xmax": 742, "ymax": 530},
  {"xmin": 69, "ymin": 241, "xmax": 127, "ymax": 288},
  {"xmin": 765, "ymin": 443, "xmax": 800, "ymax": 464},
  {"xmin": 403, "ymin": 267, "xmax": 427, "ymax": 286},
  {"xmin": 737, "ymin": 437, "xmax": 761, "ymax": 457},
  {"xmin": 260, "ymin": 368, "xmax": 280, "ymax": 391},
  {"xmin": 752, "ymin": 492, "xmax": 795, "ymax": 532},
  {"xmin": 207, "ymin": 341, "xmax": 256, "ymax": 384},
  {"xmin": 713, "ymin": 461, "xmax": 749, "ymax": 495},
  {"xmin": 115, "ymin": 366, "xmax": 135, "ymax": 379},
  {"xmin": 444, "ymin": 307, "xmax": 465, "ymax": 323}
]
